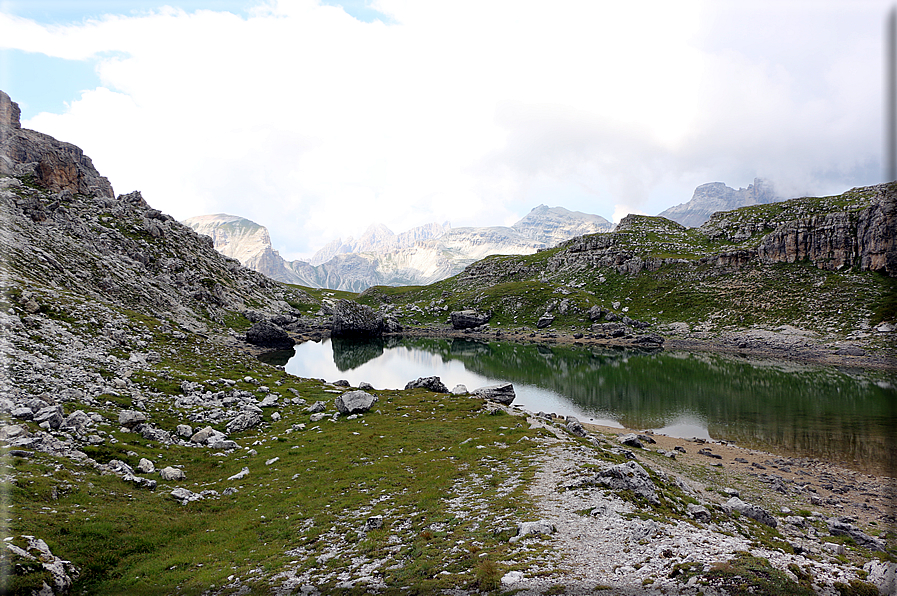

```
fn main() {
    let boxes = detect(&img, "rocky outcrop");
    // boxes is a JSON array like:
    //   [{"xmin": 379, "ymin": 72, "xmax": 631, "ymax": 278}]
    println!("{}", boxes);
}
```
[
  {"xmin": 1, "ymin": 90, "xmax": 114, "ymax": 198},
  {"xmin": 331, "ymin": 300, "xmax": 383, "ymax": 338},
  {"xmin": 857, "ymin": 184, "xmax": 897, "ymax": 276}
]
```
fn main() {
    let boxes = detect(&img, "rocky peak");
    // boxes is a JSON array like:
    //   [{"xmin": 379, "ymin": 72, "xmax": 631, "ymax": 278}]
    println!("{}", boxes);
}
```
[
  {"xmin": 0, "ymin": 90, "xmax": 22, "ymax": 136},
  {"xmin": 659, "ymin": 178, "xmax": 781, "ymax": 228},
  {"xmin": 0, "ymin": 89, "xmax": 114, "ymax": 198}
]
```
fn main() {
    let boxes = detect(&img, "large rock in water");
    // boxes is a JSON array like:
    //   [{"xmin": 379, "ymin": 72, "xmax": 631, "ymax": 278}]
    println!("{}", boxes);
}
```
[
  {"xmin": 331, "ymin": 299, "xmax": 384, "ymax": 337},
  {"xmin": 450, "ymin": 310, "xmax": 490, "ymax": 329},
  {"xmin": 471, "ymin": 383, "xmax": 515, "ymax": 405},
  {"xmin": 245, "ymin": 320, "xmax": 295, "ymax": 348}
]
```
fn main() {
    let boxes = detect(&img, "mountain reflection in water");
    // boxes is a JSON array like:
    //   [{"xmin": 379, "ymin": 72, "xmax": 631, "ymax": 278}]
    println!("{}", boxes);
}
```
[{"xmin": 270, "ymin": 336, "xmax": 896, "ymax": 474}]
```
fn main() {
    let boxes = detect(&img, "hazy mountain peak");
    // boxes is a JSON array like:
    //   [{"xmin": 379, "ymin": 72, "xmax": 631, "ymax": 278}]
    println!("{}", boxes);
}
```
[{"xmin": 658, "ymin": 178, "xmax": 781, "ymax": 228}]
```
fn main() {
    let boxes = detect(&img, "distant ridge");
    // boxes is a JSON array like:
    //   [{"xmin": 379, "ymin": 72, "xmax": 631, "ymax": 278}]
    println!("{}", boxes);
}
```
[
  {"xmin": 183, "ymin": 206, "xmax": 614, "ymax": 291},
  {"xmin": 658, "ymin": 178, "xmax": 781, "ymax": 228}
]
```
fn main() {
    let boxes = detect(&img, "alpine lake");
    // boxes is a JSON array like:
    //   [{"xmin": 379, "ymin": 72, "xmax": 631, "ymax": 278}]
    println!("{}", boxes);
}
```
[{"xmin": 260, "ymin": 336, "xmax": 897, "ymax": 476}]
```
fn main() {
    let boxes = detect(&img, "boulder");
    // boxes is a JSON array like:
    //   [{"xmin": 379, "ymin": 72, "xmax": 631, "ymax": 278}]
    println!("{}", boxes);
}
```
[
  {"xmin": 618, "ymin": 433, "xmax": 643, "ymax": 448},
  {"xmin": 170, "ymin": 487, "xmax": 203, "ymax": 505},
  {"xmin": 687, "ymin": 503, "xmax": 711, "ymax": 522},
  {"xmin": 33, "ymin": 406, "xmax": 63, "ymax": 429},
  {"xmin": 335, "ymin": 390, "xmax": 378, "ymax": 415},
  {"xmin": 226, "ymin": 411, "xmax": 262, "ymax": 434},
  {"xmin": 471, "ymin": 383, "xmax": 515, "ymax": 405},
  {"xmin": 136, "ymin": 458, "xmax": 156, "ymax": 474},
  {"xmin": 176, "ymin": 424, "xmax": 193, "ymax": 438},
  {"xmin": 450, "ymin": 384, "xmax": 468, "ymax": 395},
  {"xmin": 118, "ymin": 410, "xmax": 147, "ymax": 428},
  {"xmin": 122, "ymin": 474, "xmax": 157, "ymax": 491},
  {"xmin": 331, "ymin": 300, "xmax": 384, "ymax": 338},
  {"xmin": 509, "ymin": 520, "xmax": 555, "ymax": 543},
  {"xmin": 404, "ymin": 376, "xmax": 449, "ymax": 393},
  {"xmin": 725, "ymin": 497, "xmax": 777, "ymax": 528},
  {"xmin": 59, "ymin": 410, "xmax": 92, "ymax": 433},
  {"xmin": 245, "ymin": 320, "xmax": 295, "ymax": 348},
  {"xmin": 594, "ymin": 461, "xmax": 660, "ymax": 505},
  {"xmin": 160, "ymin": 466, "xmax": 186, "ymax": 481},
  {"xmin": 566, "ymin": 419, "xmax": 587, "ymax": 437},
  {"xmin": 536, "ymin": 315, "xmax": 554, "ymax": 328},
  {"xmin": 588, "ymin": 306, "xmax": 606, "ymax": 321},
  {"xmin": 450, "ymin": 310, "xmax": 490, "ymax": 329}
]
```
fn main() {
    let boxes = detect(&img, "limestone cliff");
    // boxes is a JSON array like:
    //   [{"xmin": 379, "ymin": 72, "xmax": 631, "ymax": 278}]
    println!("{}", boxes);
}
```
[{"xmin": 0, "ymin": 90, "xmax": 114, "ymax": 198}]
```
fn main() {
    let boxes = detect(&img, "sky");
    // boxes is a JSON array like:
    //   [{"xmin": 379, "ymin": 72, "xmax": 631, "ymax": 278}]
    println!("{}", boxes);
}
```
[{"xmin": 0, "ymin": 0, "xmax": 893, "ymax": 260}]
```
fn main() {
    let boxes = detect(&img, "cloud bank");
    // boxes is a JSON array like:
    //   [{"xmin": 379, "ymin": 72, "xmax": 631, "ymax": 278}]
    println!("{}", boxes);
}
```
[{"xmin": 1, "ymin": 0, "xmax": 888, "ymax": 258}]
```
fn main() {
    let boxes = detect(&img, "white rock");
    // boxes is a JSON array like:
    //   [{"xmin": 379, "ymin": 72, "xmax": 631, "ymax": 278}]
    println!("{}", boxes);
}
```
[{"xmin": 501, "ymin": 571, "xmax": 524, "ymax": 585}]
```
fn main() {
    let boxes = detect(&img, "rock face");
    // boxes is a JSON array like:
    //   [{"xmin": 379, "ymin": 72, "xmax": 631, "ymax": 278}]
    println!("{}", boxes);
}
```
[
  {"xmin": 331, "ymin": 299, "xmax": 384, "ymax": 337},
  {"xmin": 0, "ymin": 90, "xmax": 114, "ymax": 198},
  {"xmin": 245, "ymin": 320, "xmax": 295, "ymax": 348},
  {"xmin": 450, "ymin": 309, "xmax": 490, "ymax": 329},
  {"xmin": 659, "ymin": 178, "xmax": 780, "ymax": 228}
]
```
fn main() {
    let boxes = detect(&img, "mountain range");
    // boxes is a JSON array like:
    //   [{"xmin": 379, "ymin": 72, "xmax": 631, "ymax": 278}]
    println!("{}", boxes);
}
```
[{"xmin": 183, "ymin": 205, "xmax": 614, "ymax": 292}]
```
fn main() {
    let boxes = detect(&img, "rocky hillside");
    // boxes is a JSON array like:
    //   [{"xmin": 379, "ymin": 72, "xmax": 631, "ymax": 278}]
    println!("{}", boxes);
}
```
[
  {"xmin": 658, "ymin": 178, "xmax": 781, "ymax": 227},
  {"xmin": 184, "ymin": 206, "xmax": 614, "ymax": 292},
  {"xmin": 358, "ymin": 183, "xmax": 896, "ymax": 364}
]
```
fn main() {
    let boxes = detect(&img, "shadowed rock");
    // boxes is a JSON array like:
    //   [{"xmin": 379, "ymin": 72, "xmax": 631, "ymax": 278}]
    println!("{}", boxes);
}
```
[{"xmin": 246, "ymin": 320, "xmax": 295, "ymax": 349}]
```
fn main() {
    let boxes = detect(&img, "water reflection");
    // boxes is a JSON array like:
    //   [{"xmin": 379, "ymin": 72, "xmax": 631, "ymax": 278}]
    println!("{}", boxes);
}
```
[{"xmin": 274, "ymin": 337, "xmax": 897, "ymax": 474}]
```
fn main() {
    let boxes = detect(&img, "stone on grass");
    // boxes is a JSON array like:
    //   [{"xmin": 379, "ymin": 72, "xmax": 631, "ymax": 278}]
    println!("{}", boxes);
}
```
[
  {"xmin": 118, "ymin": 410, "xmax": 147, "ymax": 428},
  {"xmin": 450, "ymin": 384, "xmax": 468, "ymax": 395},
  {"xmin": 509, "ymin": 520, "xmax": 555, "ymax": 543},
  {"xmin": 171, "ymin": 487, "xmax": 203, "ymax": 505},
  {"xmin": 137, "ymin": 458, "xmax": 155, "ymax": 474},
  {"xmin": 228, "ymin": 467, "xmax": 250, "ymax": 481},
  {"xmin": 160, "ymin": 466, "xmax": 186, "ymax": 481},
  {"xmin": 226, "ymin": 411, "xmax": 262, "ymax": 434},
  {"xmin": 404, "ymin": 376, "xmax": 449, "ymax": 393},
  {"xmin": 335, "ymin": 390, "xmax": 378, "ymax": 415}
]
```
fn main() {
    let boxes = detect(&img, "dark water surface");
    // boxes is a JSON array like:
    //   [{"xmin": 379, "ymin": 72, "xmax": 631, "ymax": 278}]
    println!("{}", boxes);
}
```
[{"xmin": 269, "ymin": 336, "xmax": 897, "ymax": 474}]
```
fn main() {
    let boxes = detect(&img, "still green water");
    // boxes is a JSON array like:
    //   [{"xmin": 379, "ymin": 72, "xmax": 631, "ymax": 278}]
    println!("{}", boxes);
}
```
[{"xmin": 271, "ymin": 337, "xmax": 897, "ymax": 474}]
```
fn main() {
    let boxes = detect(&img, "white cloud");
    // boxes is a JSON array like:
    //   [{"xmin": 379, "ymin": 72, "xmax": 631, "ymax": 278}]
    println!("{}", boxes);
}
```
[{"xmin": 5, "ymin": 0, "xmax": 892, "ymax": 256}]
